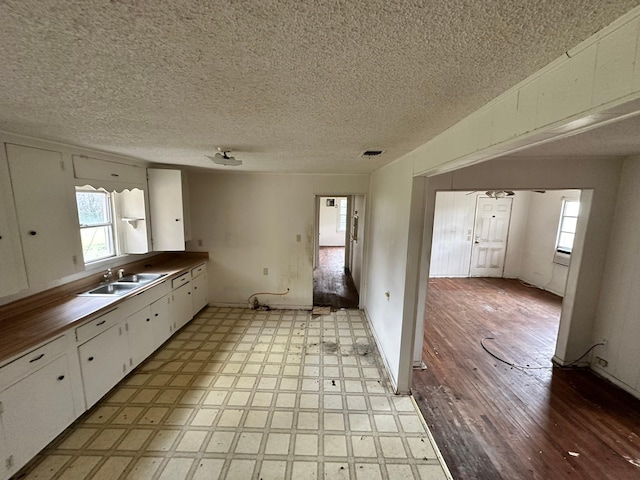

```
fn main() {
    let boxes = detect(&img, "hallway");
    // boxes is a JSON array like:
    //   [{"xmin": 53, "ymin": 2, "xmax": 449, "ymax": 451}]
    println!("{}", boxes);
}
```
[
  {"xmin": 411, "ymin": 278, "xmax": 640, "ymax": 480},
  {"xmin": 313, "ymin": 247, "xmax": 359, "ymax": 310}
]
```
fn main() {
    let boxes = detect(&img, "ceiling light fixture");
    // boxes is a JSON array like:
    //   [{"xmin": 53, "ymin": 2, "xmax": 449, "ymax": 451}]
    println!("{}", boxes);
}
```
[
  {"xmin": 206, "ymin": 148, "xmax": 242, "ymax": 167},
  {"xmin": 485, "ymin": 190, "xmax": 515, "ymax": 198}
]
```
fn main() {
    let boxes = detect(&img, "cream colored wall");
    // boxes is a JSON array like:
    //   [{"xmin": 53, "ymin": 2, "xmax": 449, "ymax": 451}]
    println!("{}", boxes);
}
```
[
  {"xmin": 363, "ymin": 159, "xmax": 414, "ymax": 389},
  {"xmin": 592, "ymin": 155, "xmax": 640, "ymax": 397},
  {"xmin": 186, "ymin": 172, "xmax": 369, "ymax": 309}
]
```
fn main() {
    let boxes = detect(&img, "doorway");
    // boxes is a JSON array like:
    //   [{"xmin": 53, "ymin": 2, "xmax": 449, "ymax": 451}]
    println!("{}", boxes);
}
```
[
  {"xmin": 313, "ymin": 196, "xmax": 361, "ymax": 309},
  {"xmin": 411, "ymin": 187, "xmax": 595, "ymax": 477}
]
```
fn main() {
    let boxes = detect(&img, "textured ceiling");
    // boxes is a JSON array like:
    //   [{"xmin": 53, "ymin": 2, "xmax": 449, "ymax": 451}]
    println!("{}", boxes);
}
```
[{"xmin": 0, "ymin": 1, "xmax": 638, "ymax": 174}]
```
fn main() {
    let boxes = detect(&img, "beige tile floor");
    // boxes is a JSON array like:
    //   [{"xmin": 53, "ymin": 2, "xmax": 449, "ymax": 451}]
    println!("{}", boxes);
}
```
[{"xmin": 19, "ymin": 308, "xmax": 451, "ymax": 480}]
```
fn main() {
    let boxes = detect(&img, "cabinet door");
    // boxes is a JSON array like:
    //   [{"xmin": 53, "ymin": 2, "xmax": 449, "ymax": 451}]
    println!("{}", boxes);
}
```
[
  {"xmin": 126, "ymin": 306, "xmax": 155, "ymax": 369},
  {"xmin": 5, "ymin": 144, "xmax": 83, "ymax": 286},
  {"xmin": 0, "ymin": 149, "xmax": 27, "ymax": 297},
  {"xmin": 147, "ymin": 168, "xmax": 185, "ymax": 251},
  {"xmin": 172, "ymin": 282, "xmax": 193, "ymax": 331},
  {"xmin": 192, "ymin": 272, "xmax": 208, "ymax": 316},
  {"xmin": 0, "ymin": 355, "xmax": 75, "ymax": 477},
  {"xmin": 78, "ymin": 323, "xmax": 129, "ymax": 409},
  {"xmin": 151, "ymin": 294, "xmax": 173, "ymax": 346}
]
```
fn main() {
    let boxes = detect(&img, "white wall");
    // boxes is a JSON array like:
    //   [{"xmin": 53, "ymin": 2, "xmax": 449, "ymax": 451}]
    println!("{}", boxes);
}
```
[
  {"xmin": 351, "ymin": 195, "xmax": 366, "ymax": 294},
  {"xmin": 502, "ymin": 191, "xmax": 530, "ymax": 278},
  {"xmin": 318, "ymin": 197, "xmax": 346, "ymax": 246},
  {"xmin": 186, "ymin": 172, "xmax": 369, "ymax": 309},
  {"xmin": 518, "ymin": 189, "xmax": 580, "ymax": 296},
  {"xmin": 592, "ymin": 155, "xmax": 640, "ymax": 397},
  {"xmin": 363, "ymin": 159, "xmax": 414, "ymax": 390},
  {"xmin": 429, "ymin": 191, "xmax": 475, "ymax": 277}
]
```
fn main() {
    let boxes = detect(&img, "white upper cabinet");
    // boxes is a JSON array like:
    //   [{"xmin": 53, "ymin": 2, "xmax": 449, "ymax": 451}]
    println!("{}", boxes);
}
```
[
  {"xmin": 147, "ymin": 168, "xmax": 186, "ymax": 251},
  {"xmin": 72, "ymin": 155, "xmax": 146, "ymax": 187},
  {"xmin": 5, "ymin": 144, "xmax": 83, "ymax": 287},
  {"xmin": 0, "ymin": 148, "xmax": 27, "ymax": 297}
]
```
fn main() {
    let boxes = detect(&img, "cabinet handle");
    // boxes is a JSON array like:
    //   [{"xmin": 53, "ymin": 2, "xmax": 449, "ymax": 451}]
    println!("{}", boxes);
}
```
[
  {"xmin": 175, "ymin": 218, "xmax": 180, "ymax": 222},
  {"xmin": 188, "ymin": 292, "xmax": 191, "ymax": 295},
  {"xmin": 29, "ymin": 230, "xmax": 37, "ymax": 236},
  {"xmin": 29, "ymin": 353, "xmax": 45, "ymax": 363},
  {"xmin": 88, "ymin": 356, "xmax": 94, "ymax": 362},
  {"xmin": 154, "ymin": 313, "xmax": 159, "ymax": 317},
  {"xmin": 57, "ymin": 375, "xmax": 65, "ymax": 381},
  {"xmin": 110, "ymin": 173, "xmax": 119, "ymax": 177},
  {"xmin": 96, "ymin": 320, "xmax": 106, "ymax": 326},
  {"xmin": 146, "ymin": 318, "xmax": 150, "ymax": 322}
]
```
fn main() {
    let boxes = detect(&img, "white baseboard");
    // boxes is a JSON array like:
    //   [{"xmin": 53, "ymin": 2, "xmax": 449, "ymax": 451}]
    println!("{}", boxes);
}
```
[{"xmin": 362, "ymin": 307, "xmax": 399, "ymax": 394}]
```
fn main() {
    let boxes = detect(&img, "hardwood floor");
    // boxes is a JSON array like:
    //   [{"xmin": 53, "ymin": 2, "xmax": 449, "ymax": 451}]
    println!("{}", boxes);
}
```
[
  {"xmin": 412, "ymin": 277, "xmax": 640, "ymax": 480},
  {"xmin": 313, "ymin": 246, "xmax": 359, "ymax": 309}
]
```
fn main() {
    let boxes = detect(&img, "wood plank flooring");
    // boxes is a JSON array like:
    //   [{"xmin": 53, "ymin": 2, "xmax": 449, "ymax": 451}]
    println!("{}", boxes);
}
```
[
  {"xmin": 313, "ymin": 247, "xmax": 359, "ymax": 309},
  {"xmin": 412, "ymin": 277, "xmax": 640, "ymax": 480}
]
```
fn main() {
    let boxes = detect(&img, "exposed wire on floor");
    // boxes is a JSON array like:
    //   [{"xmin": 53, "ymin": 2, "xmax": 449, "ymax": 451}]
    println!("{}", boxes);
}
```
[
  {"xmin": 247, "ymin": 289, "xmax": 290, "ymax": 309},
  {"xmin": 480, "ymin": 337, "xmax": 605, "ymax": 371}
]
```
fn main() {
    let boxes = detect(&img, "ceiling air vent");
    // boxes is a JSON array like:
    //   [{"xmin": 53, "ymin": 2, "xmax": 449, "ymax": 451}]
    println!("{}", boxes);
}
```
[{"xmin": 361, "ymin": 150, "xmax": 384, "ymax": 157}]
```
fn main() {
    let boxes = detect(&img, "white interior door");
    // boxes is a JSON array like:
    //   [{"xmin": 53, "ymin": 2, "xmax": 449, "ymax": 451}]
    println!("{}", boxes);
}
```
[{"xmin": 470, "ymin": 197, "xmax": 512, "ymax": 277}]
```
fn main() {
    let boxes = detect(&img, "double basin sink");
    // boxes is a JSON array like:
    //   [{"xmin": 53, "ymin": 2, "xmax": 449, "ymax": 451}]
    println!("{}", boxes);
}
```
[{"xmin": 80, "ymin": 273, "xmax": 166, "ymax": 297}]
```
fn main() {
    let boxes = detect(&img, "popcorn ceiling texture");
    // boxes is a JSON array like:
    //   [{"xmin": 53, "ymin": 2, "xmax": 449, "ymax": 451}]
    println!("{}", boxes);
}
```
[{"xmin": 0, "ymin": 1, "xmax": 637, "ymax": 173}]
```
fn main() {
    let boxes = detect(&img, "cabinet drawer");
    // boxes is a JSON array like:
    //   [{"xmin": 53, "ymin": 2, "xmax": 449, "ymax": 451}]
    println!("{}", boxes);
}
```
[
  {"xmin": 172, "ymin": 272, "xmax": 191, "ymax": 289},
  {"xmin": 73, "ymin": 155, "xmax": 146, "ymax": 184},
  {"xmin": 191, "ymin": 263, "xmax": 206, "ymax": 278},
  {"xmin": 75, "ymin": 307, "xmax": 122, "ymax": 344},
  {"xmin": 0, "ymin": 335, "xmax": 67, "ymax": 389}
]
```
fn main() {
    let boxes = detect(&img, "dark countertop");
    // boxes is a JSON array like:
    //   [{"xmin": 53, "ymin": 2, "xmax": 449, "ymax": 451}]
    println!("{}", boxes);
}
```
[{"xmin": 0, "ymin": 252, "xmax": 209, "ymax": 365}]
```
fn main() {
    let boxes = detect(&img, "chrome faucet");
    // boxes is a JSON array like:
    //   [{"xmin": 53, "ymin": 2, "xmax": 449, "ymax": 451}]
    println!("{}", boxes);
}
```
[
  {"xmin": 103, "ymin": 268, "xmax": 113, "ymax": 282},
  {"xmin": 118, "ymin": 268, "xmax": 125, "ymax": 280}
]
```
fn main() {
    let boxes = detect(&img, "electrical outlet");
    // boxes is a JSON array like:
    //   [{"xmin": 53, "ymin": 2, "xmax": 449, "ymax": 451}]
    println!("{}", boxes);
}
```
[
  {"xmin": 596, "ymin": 356, "xmax": 609, "ymax": 368},
  {"xmin": 197, "ymin": 239, "xmax": 203, "ymax": 247},
  {"xmin": 263, "ymin": 268, "xmax": 268, "ymax": 275},
  {"xmin": 296, "ymin": 234, "xmax": 302, "ymax": 242}
]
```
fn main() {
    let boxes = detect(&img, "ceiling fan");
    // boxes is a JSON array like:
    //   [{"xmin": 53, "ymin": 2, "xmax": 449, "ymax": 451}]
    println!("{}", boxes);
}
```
[
  {"xmin": 206, "ymin": 148, "xmax": 242, "ymax": 167},
  {"xmin": 465, "ymin": 190, "xmax": 546, "ymax": 197}
]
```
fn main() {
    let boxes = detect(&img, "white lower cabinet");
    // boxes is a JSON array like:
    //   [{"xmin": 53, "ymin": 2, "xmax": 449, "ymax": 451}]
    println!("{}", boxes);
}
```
[
  {"xmin": 151, "ymin": 294, "xmax": 173, "ymax": 346},
  {"xmin": 191, "ymin": 271, "xmax": 208, "ymax": 315},
  {"xmin": 78, "ymin": 323, "xmax": 130, "ymax": 409},
  {"xmin": 172, "ymin": 282, "xmax": 193, "ymax": 330},
  {"xmin": 0, "ymin": 264, "xmax": 207, "ymax": 479},
  {"xmin": 0, "ymin": 355, "xmax": 75, "ymax": 478},
  {"xmin": 126, "ymin": 306, "xmax": 156, "ymax": 369}
]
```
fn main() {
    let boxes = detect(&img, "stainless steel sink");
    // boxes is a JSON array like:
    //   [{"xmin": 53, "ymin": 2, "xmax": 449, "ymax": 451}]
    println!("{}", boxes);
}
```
[
  {"xmin": 83, "ymin": 283, "xmax": 141, "ymax": 296},
  {"xmin": 117, "ymin": 273, "xmax": 166, "ymax": 284},
  {"xmin": 79, "ymin": 272, "xmax": 166, "ymax": 296}
]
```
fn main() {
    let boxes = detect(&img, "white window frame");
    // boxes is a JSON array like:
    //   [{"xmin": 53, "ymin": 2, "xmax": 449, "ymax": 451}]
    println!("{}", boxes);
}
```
[
  {"xmin": 553, "ymin": 198, "xmax": 580, "ymax": 266},
  {"xmin": 337, "ymin": 198, "xmax": 347, "ymax": 232},
  {"xmin": 76, "ymin": 187, "xmax": 118, "ymax": 264}
]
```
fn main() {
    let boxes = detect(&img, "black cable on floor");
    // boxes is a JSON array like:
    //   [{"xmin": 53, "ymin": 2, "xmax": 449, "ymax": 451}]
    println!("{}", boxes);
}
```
[{"xmin": 480, "ymin": 337, "xmax": 605, "ymax": 370}]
